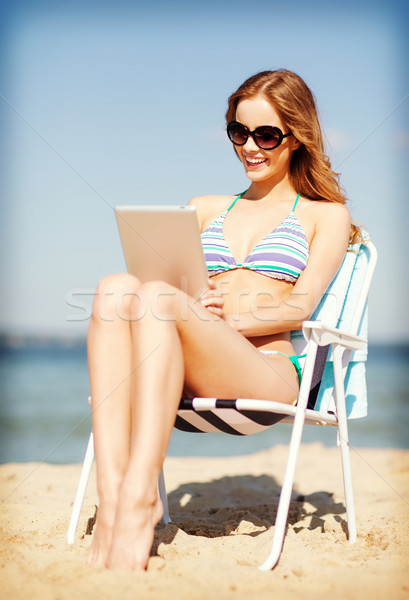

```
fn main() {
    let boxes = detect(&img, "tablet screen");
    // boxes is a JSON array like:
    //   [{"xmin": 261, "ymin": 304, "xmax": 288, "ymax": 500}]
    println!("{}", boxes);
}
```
[{"xmin": 115, "ymin": 205, "xmax": 208, "ymax": 299}]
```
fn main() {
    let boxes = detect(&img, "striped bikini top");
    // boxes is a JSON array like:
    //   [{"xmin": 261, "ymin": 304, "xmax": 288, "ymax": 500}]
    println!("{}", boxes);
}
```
[{"xmin": 200, "ymin": 192, "xmax": 309, "ymax": 283}]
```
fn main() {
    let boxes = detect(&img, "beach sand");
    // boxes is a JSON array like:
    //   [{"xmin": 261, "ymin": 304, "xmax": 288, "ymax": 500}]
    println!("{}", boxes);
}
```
[{"xmin": 0, "ymin": 443, "xmax": 408, "ymax": 599}]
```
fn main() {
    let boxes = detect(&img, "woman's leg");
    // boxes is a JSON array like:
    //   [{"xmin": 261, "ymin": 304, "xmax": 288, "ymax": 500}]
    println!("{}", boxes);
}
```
[
  {"xmin": 105, "ymin": 281, "xmax": 185, "ymax": 570},
  {"xmin": 104, "ymin": 281, "xmax": 299, "ymax": 571},
  {"xmin": 87, "ymin": 273, "xmax": 141, "ymax": 567}
]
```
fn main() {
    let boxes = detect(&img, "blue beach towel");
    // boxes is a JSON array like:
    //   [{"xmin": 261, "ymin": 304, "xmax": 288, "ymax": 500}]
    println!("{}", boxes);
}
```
[{"xmin": 291, "ymin": 234, "xmax": 370, "ymax": 418}]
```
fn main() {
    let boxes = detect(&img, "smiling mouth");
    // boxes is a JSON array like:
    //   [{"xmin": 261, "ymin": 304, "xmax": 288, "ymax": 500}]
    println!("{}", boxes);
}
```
[{"xmin": 244, "ymin": 156, "xmax": 267, "ymax": 168}]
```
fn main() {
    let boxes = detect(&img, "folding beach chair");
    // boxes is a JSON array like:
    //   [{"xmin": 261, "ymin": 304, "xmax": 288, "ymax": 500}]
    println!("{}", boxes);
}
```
[{"xmin": 67, "ymin": 237, "xmax": 377, "ymax": 571}]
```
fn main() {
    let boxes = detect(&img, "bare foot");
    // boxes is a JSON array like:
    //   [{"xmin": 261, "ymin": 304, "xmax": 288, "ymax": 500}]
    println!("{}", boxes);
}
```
[
  {"xmin": 105, "ymin": 495, "xmax": 163, "ymax": 571},
  {"xmin": 87, "ymin": 503, "xmax": 116, "ymax": 568}
]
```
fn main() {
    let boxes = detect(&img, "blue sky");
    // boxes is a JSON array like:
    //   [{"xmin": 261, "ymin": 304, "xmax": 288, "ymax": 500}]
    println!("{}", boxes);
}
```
[{"xmin": 1, "ymin": 0, "xmax": 408, "ymax": 342}]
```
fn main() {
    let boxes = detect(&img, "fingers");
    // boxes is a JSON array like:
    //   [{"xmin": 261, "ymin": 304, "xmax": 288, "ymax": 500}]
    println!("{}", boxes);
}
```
[
  {"xmin": 205, "ymin": 306, "xmax": 224, "ymax": 318},
  {"xmin": 200, "ymin": 292, "xmax": 224, "ymax": 308},
  {"xmin": 200, "ymin": 280, "xmax": 225, "ymax": 318}
]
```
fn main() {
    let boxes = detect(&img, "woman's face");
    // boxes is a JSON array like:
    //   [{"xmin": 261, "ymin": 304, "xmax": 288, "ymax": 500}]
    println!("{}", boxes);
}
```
[{"xmin": 234, "ymin": 94, "xmax": 298, "ymax": 185}]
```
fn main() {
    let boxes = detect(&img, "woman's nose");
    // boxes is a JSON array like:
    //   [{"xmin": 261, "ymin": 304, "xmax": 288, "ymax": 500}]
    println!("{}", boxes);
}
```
[{"xmin": 242, "ymin": 135, "xmax": 259, "ymax": 152}]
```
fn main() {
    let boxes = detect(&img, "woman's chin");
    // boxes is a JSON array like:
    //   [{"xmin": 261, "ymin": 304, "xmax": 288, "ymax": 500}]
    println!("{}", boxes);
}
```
[{"xmin": 244, "ymin": 168, "xmax": 270, "ymax": 182}]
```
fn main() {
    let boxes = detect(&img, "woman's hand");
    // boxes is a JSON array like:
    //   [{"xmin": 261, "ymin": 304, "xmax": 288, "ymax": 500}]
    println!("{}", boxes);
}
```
[{"xmin": 199, "ymin": 279, "xmax": 225, "ymax": 319}]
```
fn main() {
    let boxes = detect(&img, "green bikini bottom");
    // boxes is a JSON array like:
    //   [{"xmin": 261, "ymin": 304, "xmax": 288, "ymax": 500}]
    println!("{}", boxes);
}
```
[{"xmin": 260, "ymin": 350, "xmax": 306, "ymax": 385}]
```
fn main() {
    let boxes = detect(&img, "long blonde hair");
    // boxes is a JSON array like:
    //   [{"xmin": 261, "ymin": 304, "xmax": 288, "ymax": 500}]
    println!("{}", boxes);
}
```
[{"xmin": 226, "ymin": 69, "xmax": 361, "ymax": 243}]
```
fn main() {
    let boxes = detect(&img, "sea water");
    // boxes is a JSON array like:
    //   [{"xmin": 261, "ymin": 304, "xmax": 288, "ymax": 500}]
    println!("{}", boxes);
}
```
[{"xmin": 0, "ymin": 341, "xmax": 408, "ymax": 464}]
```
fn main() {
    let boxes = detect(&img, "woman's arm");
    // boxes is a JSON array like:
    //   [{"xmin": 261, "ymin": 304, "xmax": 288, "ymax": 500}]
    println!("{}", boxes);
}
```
[
  {"xmin": 188, "ymin": 194, "xmax": 229, "ymax": 231},
  {"xmin": 226, "ymin": 202, "xmax": 352, "ymax": 337}
]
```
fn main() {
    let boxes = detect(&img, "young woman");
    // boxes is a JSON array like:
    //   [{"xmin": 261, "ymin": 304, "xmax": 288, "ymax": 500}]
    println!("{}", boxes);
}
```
[{"xmin": 87, "ymin": 69, "xmax": 356, "ymax": 571}]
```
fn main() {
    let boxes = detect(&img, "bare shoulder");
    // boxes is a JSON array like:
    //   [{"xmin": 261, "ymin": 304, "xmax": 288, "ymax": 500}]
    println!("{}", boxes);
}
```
[
  {"xmin": 302, "ymin": 198, "xmax": 351, "ymax": 237},
  {"xmin": 302, "ymin": 197, "xmax": 350, "ymax": 220},
  {"xmin": 188, "ymin": 194, "xmax": 235, "ymax": 230},
  {"xmin": 188, "ymin": 194, "xmax": 234, "ymax": 211},
  {"xmin": 298, "ymin": 199, "xmax": 352, "ymax": 289}
]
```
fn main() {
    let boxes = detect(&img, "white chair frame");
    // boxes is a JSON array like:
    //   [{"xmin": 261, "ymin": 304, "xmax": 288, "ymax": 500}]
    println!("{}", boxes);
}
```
[{"xmin": 67, "ymin": 240, "xmax": 377, "ymax": 571}]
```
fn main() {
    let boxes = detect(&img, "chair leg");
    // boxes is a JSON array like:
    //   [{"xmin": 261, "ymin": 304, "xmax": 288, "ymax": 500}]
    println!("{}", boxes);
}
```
[
  {"xmin": 333, "ymin": 346, "xmax": 357, "ymax": 544},
  {"xmin": 259, "ymin": 423, "xmax": 303, "ymax": 570},
  {"xmin": 158, "ymin": 468, "xmax": 171, "ymax": 524},
  {"xmin": 259, "ymin": 343, "xmax": 318, "ymax": 570},
  {"xmin": 67, "ymin": 432, "xmax": 95, "ymax": 544},
  {"xmin": 337, "ymin": 430, "xmax": 357, "ymax": 544}
]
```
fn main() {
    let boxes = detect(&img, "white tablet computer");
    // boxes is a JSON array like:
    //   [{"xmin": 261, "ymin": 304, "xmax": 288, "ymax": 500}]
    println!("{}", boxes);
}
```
[{"xmin": 115, "ymin": 205, "xmax": 209, "ymax": 299}]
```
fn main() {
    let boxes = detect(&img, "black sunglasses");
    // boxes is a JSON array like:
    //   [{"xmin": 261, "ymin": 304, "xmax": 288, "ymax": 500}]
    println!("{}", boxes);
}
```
[{"xmin": 227, "ymin": 120, "xmax": 293, "ymax": 150}]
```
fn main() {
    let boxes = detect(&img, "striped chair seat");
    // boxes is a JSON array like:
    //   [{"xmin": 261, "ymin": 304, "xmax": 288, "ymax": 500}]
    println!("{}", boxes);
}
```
[
  {"xmin": 175, "ymin": 397, "xmax": 287, "ymax": 435},
  {"xmin": 175, "ymin": 396, "xmax": 338, "ymax": 435}
]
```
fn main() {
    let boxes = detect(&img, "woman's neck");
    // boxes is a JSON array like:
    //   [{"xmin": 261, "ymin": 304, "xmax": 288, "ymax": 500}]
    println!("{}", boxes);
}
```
[{"xmin": 244, "ymin": 176, "xmax": 296, "ymax": 203}]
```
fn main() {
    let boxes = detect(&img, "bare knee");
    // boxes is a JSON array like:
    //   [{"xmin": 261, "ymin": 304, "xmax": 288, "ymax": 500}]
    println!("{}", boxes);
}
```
[
  {"xmin": 91, "ymin": 273, "xmax": 143, "ymax": 323},
  {"xmin": 131, "ymin": 281, "xmax": 183, "ymax": 322}
]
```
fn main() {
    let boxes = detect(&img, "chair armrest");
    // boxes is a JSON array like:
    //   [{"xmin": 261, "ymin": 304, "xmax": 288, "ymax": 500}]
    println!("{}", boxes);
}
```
[{"xmin": 302, "ymin": 321, "xmax": 367, "ymax": 351}]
